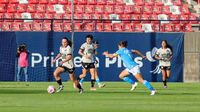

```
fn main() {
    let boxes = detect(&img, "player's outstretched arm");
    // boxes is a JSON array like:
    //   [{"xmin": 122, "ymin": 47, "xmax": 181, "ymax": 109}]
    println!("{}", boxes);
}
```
[
  {"xmin": 52, "ymin": 53, "xmax": 62, "ymax": 63},
  {"xmin": 103, "ymin": 51, "xmax": 117, "ymax": 58},
  {"xmin": 132, "ymin": 50, "xmax": 146, "ymax": 59}
]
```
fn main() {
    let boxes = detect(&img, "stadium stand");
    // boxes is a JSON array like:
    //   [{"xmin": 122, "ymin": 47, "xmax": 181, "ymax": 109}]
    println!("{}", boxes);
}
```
[{"xmin": 0, "ymin": 0, "xmax": 199, "ymax": 32}]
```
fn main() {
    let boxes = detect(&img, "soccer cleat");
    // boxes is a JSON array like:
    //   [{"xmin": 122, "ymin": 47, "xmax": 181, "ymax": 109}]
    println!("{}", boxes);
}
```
[
  {"xmin": 90, "ymin": 87, "xmax": 97, "ymax": 91},
  {"xmin": 150, "ymin": 90, "xmax": 156, "ymax": 96},
  {"xmin": 56, "ymin": 85, "xmax": 64, "ymax": 92},
  {"xmin": 79, "ymin": 88, "xmax": 84, "ymax": 94},
  {"xmin": 130, "ymin": 82, "xmax": 138, "ymax": 91},
  {"xmin": 164, "ymin": 85, "xmax": 168, "ymax": 89},
  {"xmin": 98, "ymin": 83, "xmax": 106, "ymax": 88}
]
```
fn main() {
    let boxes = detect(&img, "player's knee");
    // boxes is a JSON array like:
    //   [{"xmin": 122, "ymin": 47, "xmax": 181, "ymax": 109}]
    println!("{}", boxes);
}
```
[{"xmin": 119, "ymin": 75, "xmax": 124, "ymax": 79}]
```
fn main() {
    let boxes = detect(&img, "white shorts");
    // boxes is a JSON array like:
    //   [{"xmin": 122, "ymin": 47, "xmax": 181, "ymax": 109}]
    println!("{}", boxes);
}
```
[{"xmin": 125, "ymin": 65, "xmax": 141, "ymax": 76}]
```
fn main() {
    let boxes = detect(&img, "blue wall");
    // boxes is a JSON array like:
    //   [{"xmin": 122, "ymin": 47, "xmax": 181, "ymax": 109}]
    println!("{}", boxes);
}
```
[{"xmin": 0, "ymin": 32, "xmax": 184, "ymax": 82}]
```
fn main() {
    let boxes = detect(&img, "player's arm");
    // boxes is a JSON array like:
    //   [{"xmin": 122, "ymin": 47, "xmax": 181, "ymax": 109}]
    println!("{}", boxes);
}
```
[
  {"xmin": 132, "ymin": 50, "xmax": 146, "ymax": 59},
  {"xmin": 154, "ymin": 50, "xmax": 162, "ymax": 60},
  {"xmin": 78, "ymin": 48, "xmax": 84, "ymax": 56},
  {"xmin": 52, "ymin": 53, "xmax": 62, "ymax": 63},
  {"xmin": 103, "ymin": 51, "xmax": 118, "ymax": 58},
  {"xmin": 59, "ymin": 54, "xmax": 72, "ymax": 65}
]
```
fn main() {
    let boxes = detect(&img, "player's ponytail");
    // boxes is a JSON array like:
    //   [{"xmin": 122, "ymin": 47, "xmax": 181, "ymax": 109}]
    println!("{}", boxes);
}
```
[{"xmin": 119, "ymin": 40, "xmax": 128, "ymax": 47}]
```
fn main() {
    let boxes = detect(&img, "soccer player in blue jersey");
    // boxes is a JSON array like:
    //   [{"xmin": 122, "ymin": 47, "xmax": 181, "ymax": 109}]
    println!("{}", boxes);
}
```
[{"xmin": 103, "ymin": 41, "xmax": 156, "ymax": 95}]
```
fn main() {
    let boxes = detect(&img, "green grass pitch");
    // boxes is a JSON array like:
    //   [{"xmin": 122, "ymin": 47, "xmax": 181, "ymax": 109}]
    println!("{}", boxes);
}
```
[{"xmin": 0, "ymin": 82, "xmax": 200, "ymax": 112}]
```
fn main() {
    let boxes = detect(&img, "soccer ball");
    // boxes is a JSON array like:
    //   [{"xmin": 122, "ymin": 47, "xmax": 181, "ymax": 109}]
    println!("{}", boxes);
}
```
[{"xmin": 47, "ymin": 85, "xmax": 56, "ymax": 94}]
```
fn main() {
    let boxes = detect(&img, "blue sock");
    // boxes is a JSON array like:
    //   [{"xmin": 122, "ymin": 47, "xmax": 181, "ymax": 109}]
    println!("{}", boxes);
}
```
[
  {"xmin": 123, "ymin": 77, "xmax": 134, "ymax": 84},
  {"xmin": 96, "ymin": 78, "xmax": 100, "ymax": 84},
  {"xmin": 80, "ymin": 78, "xmax": 84, "ymax": 83},
  {"xmin": 143, "ymin": 80, "xmax": 154, "ymax": 91}
]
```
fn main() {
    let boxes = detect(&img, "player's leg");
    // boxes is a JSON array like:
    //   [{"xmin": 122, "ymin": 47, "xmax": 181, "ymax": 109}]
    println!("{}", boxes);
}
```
[
  {"xmin": 53, "ymin": 67, "xmax": 65, "ymax": 92},
  {"xmin": 69, "ymin": 72, "xmax": 83, "ymax": 93},
  {"xmin": 90, "ymin": 68, "xmax": 96, "ymax": 90},
  {"xmin": 94, "ymin": 68, "xmax": 105, "ymax": 88},
  {"xmin": 134, "ymin": 73, "xmax": 156, "ymax": 95},
  {"xmin": 16, "ymin": 66, "xmax": 22, "ymax": 82},
  {"xmin": 119, "ymin": 69, "xmax": 137, "ymax": 91},
  {"xmin": 23, "ymin": 67, "xmax": 28, "ymax": 82},
  {"xmin": 161, "ymin": 69, "xmax": 167, "ymax": 88},
  {"xmin": 79, "ymin": 69, "xmax": 89, "ymax": 85}
]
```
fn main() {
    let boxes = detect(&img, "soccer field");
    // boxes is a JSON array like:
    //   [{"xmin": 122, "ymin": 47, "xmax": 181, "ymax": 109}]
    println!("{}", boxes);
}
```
[{"xmin": 0, "ymin": 82, "xmax": 200, "ymax": 112}]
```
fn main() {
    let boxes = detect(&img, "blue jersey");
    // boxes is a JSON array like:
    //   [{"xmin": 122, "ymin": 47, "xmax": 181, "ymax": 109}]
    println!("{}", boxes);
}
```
[{"xmin": 115, "ymin": 48, "xmax": 138, "ymax": 69}]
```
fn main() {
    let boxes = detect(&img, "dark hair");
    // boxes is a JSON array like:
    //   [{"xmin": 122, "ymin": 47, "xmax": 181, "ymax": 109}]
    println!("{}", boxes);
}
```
[
  {"xmin": 162, "ymin": 40, "xmax": 173, "ymax": 52},
  {"xmin": 93, "ymin": 41, "xmax": 99, "ymax": 45},
  {"xmin": 62, "ymin": 37, "xmax": 72, "ymax": 47},
  {"xmin": 86, "ymin": 34, "xmax": 93, "ymax": 40},
  {"xmin": 118, "ymin": 41, "xmax": 128, "ymax": 47}
]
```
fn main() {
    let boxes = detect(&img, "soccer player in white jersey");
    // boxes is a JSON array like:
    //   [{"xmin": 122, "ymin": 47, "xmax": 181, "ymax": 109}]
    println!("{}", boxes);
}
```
[
  {"xmin": 77, "ymin": 35, "xmax": 97, "ymax": 90},
  {"xmin": 103, "ymin": 41, "xmax": 156, "ymax": 95},
  {"xmin": 52, "ymin": 37, "xmax": 83, "ymax": 93},
  {"xmin": 79, "ymin": 41, "xmax": 105, "ymax": 88},
  {"xmin": 155, "ymin": 40, "xmax": 173, "ymax": 88}
]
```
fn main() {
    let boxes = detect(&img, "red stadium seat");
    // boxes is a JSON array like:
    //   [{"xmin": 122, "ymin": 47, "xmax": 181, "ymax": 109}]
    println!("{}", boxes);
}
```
[
  {"xmin": 46, "ymin": 5, "xmax": 55, "ymax": 13},
  {"xmin": 144, "ymin": 0, "xmax": 154, "ymax": 6},
  {"xmin": 21, "ymin": 22, "xmax": 32, "ymax": 31},
  {"xmin": 97, "ymin": 0, "xmax": 106, "ymax": 5},
  {"xmin": 103, "ymin": 23, "xmax": 112, "ymax": 32},
  {"xmin": 154, "ymin": 0, "xmax": 164, "ymax": 6},
  {"xmin": 14, "ymin": 13, "xmax": 23, "ymax": 22},
  {"xmin": 133, "ymin": 23, "xmax": 143, "ymax": 32},
  {"xmin": 32, "ymin": 22, "xmax": 42, "ymax": 31},
  {"xmin": 36, "ymin": 4, "xmax": 46, "ymax": 13},
  {"xmin": 33, "ymin": 13, "xmax": 44, "ymax": 21},
  {"xmin": 53, "ymin": 23, "xmax": 63, "ymax": 32},
  {"xmin": 169, "ymin": 14, "xmax": 180, "ymax": 24},
  {"xmin": 143, "ymin": 6, "xmax": 152, "ymax": 14},
  {"xmin": 95, "ymin": 5, "xmax": 104, "ymax": 14},
  {"xmin": 116, "ymin": 0, "xmax": 125, "ymax": 5},
  {"xmin": 63, "ymin": 14, "xmax": 71, "ymax": 22},
  {"xmin": 153, "ymin": 6, "xmax": 162, "ymax": 14},
  {"xmin": 87, "ymin": 0, "xmax": 97, "ymax": 5},
  {"xmin": 49, "ymin": 0, "xmax": 58, "ymax": 4},
  {"xmin": 134, "ymin": 0, "xmax": 144, "ymax": 5},
  {"xmin": 141, "ymin": 14, "xmax": 150, "ymax": 23},
  {"xmin": 1, "ymin": 22, "xmax": 11, "ymax": 31},
  {"xmin": 114, "ymin": 5, "xmax": 124, "ymax": 14},
  {"xmin": 41, "ymin": 22, "xmax": 51, "ymax": 32},
  {"xmin": 163, "ymin": 24, "xmax": 174, "ymax": 32},
  {"xmin": 68, "ymin": 0, "xmax": 78, "ymax": 5},
  {"xmin": 181, "ymin": 5, "xmax": 190, "ymax": 14},
  {"xmin": 63, "ymin": 23, "xmax": 71, "ymax": 32},
  {"xmin": 29, "ymin": 0, "xmax": 39, "ymax": 4},
  {"xmin": 150, "ymin": 14, "xmax": 159, "ymax": 23},
  {"xmin": 0, "ymin": 13, "xmax": 4, "ymax": 22},
  {"xmin": 162, "ymin": 6, "xmax": 171, "ymax": 14},
  {"xmin": 124, "ymin": 5, "xmax": 133, "ymax": 14},
  {"xmin": 188, "ymin": 14, "xmax": 198, "ymax": 24},
  {"xmin": 44, "ymin": 13, "xmax": 53, "ymax": 23},
  {"xmin": 58, "ymin": 0, "xmax": 68, "ymax": 4},
  {"xmin": 54, "ymin": 14, "xmax": 63, "ymax": 23},
  {"xmin": 7, "ymin": 4, "xmax": 17, "ymax": 13},
  {"xmin": 11, "ymin": 22, "xmax": 21, "ymax": 31},
  {"xmin": 173, "ymin": 0, "xmax": 182, "ymax": 6},
  {"xmin": 4, "ymin": 13, "xmax": 14, "ymax": 22},
  {"xmin": 133, "ymin": 6, "xmax": 142, "ymax": 14},
  {"xmin": 75, "ymin": 5, "xmax": 85, "ymax": 14},
  {"xmin": 104, "ymin": 5, "xmax": 114, "ymax": 14},
  {"xmin": 123, "ymin": 23, "xmax": 133, "ymax": 32},
  {"xmin": 10, "ymin": 0, "xmax": 19, "ymax": 4},
  {"xmin": 107, "ymin": 0, "xmax": 116, "ymax": 5},
  {"xmin": 96, "ymin": 23, "xmax": 104, "ymax": 31},
  {"xmin": 130, "ymin": 14, "xmax": 141, "ymax": 23},
  {"xmin": 39, "ymin": 0, "xmax": 48, "ymax": 4},
  {"xmin": 82, "ymin": 14, "xmax": 92, "ymax": 22},
  {"xmin": 85, "ymin": 5, "xmax": 95, "ymax": 14},
  {"xmin": 0, "ymin": 4, "xmax": 6, "ymax": 13},
  {"xmin": 0, "ymin": 0, "xmax": 9, "ymax": 4},
  {"xmin": 113, "ymin": 23, "xmax": 124, "ymax": 32},
  {"xmin": 152, "ymin": 23, "xmax": 163, "ymax": 32},
  {"xmin": 174, "ymin": 24, "xmax": 182, "ymax": 32},
  {"xmin": 180, "ymin": 15, "xmax": 189, "ymax": 23},
  {"xmin": 120, "ymin": 14, "xmax": 131, "ymax": 23},
  {"xmin": 183, "ymin": 24, "xmax": 193, "ymax": 32},
  {"xmin": 27, "ymin": 4, "xmax": 36, "ymax": 13},
  {"xmin": 83, "ymin": 23, "xmax": 94, "ymax": 31},
  {"xmin": 101, "ymin": 14, "xmax": 110, "ymax": 22},
  {"xmin": 92, "ymin": 14, "xmax": 101, "ymax": 20},
  {"xmin": 16, "ymin": 4, "xmax": 27, "ymax": 13},
  {"xmin": 65, "ymin": 5, "xmax": 72, "ymax": 14},
  {"xmin": 78, "ymin": 0, "xmax": 87, "ymax": 5},
  {"xmin": 74, "ymin": 23, "xmax": 82, "ymax": 31}
]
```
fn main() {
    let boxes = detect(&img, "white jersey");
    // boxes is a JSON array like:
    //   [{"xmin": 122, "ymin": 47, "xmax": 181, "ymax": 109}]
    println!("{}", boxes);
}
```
[
  {"xmin": 156, "ymin": 48, "xmax": 172, "ymax": 67},
  {"xmin": 80, "ymin": 42, "xmax": 95, "ymax": 63},
  {"xmin": 59, "ymin": 45, "xmax": 74, "ymax": 69}
]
